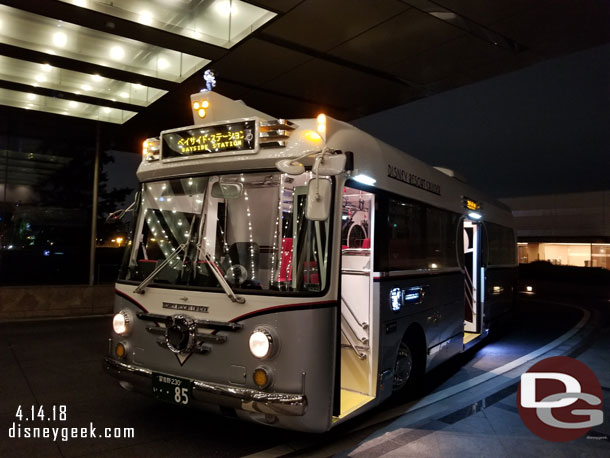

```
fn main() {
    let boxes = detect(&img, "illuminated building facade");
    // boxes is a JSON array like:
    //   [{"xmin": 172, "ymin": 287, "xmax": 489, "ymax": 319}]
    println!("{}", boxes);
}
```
[{"xmin": 501, "ymin": 191, "xmax": 610, "ymax": 269}]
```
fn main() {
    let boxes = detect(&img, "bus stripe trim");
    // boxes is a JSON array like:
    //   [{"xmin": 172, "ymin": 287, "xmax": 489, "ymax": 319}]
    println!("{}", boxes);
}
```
[
  {"xmin": 374, "ymin": 270, "xmax": 464, "ymax": 282},
  {"xmin": 115, "ymin": 289, "xmax": 149, "ymax": 313},
  {"xmin": 229, "ymin": 300, "xmax": 337, "ymax": 323}
]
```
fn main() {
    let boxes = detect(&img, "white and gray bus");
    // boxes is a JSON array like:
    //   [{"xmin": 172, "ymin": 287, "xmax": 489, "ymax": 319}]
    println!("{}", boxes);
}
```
[{"xmin": 105, "ymin": 89, "xmax": 516, "ymax": 432}]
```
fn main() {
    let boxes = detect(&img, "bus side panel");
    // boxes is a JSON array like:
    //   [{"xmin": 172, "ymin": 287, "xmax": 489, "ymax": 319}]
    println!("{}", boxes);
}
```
[
  {"xmin": 484, "ymin": 266, "xmax": 517, "ymax": 329},
  {"xmin": 376, "ymin": 272, "xmax": 464, "ymax": 384}
]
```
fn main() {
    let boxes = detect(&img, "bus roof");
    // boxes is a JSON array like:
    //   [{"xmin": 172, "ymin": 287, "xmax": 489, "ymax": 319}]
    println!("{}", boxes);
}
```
[{"xmin": 137, "ymin": 92, "xmax": 513, "ymax": 227}]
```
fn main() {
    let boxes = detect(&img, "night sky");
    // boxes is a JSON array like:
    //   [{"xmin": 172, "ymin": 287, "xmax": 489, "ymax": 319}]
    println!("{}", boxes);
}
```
[{"xmin": 354, "ymin": 43, "xmax": 610, "ymax": 199}]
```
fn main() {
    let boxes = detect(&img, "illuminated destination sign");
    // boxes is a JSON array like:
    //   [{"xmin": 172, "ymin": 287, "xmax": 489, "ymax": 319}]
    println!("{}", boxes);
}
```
[
  {"xmin": 162, "ymin": 121, "xmax": 256, "ymax": 158},
  {"xmin": 463, "ymin": 197, "xmax": 480, "ymax": 211}
]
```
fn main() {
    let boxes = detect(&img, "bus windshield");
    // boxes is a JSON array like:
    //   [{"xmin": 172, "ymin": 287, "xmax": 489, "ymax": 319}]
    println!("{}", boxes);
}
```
[{"xmin": 119, "ymin": 171, "xmax": 331, "ymax": 295}]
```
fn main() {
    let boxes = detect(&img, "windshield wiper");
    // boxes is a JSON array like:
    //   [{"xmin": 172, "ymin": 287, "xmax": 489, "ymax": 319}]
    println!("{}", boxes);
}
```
[
  {"xmin": 198, "ymin": 244, "xmax": 245, "ymax": 304},
  {"xmin": 133, "ymin": 244, "xmax": 186, "ymax": 294}
]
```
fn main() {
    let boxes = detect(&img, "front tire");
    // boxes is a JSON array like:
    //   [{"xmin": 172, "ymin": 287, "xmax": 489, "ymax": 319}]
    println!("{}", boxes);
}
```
[{"xmin": 392, "ymin": 341, "xmax": 413, "ymax": 392}]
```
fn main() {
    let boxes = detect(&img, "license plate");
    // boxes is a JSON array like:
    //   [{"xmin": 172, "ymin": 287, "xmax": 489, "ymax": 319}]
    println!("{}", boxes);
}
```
[{"xmin": 152, "ymin": 373, "xmax": 192, "ymax": 405}]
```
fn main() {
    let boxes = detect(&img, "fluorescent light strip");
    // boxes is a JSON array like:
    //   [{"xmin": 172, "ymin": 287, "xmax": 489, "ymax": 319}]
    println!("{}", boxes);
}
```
[
  {"xmin": 0, "ymin": 87, "xmax": 137, "ymax": 124},
  {"xmin": 59, "ymin": 0, "xmax": 276, "ymax": 49},
  {"xmin": 0, "ymin": 5, "xmax": 209, "ymax": 83},
  {"xmin": 0, "ymin": 56, "xmax": 166, "ymax": 107}
]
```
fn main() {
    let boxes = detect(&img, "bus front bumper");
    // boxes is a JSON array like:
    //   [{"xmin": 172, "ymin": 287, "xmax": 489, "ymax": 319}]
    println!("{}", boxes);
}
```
[{"xmin": 104, "ymin": 357, "xmax": 307, "ymax": 417}]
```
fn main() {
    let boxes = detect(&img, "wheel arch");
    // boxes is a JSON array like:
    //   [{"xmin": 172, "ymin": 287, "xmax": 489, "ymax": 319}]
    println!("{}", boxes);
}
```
[{"xmin": 402, "ymin": 322, "xmax": 427, "ymax": 375}]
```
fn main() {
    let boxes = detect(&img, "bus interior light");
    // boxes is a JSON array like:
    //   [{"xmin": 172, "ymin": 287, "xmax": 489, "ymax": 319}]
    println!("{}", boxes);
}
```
[
  {"xmin": 353, "ymin": 174, "xmax": 376, "ymax": 186},
  {"xmin": 468, "ymin": 211, "xmax": 482, "ymax": 220}
]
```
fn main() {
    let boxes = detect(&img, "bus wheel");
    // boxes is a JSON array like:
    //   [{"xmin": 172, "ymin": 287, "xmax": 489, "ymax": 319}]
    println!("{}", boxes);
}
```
[{"xmin": 392, "ymin": 341, "xmax": 413, "ymax": 392}]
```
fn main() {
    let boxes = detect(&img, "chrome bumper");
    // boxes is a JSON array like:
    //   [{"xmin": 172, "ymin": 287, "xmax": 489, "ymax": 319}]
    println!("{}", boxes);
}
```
[{"xmin": 103, "ymin": 357, "xmax": 307, "ymax": 417}]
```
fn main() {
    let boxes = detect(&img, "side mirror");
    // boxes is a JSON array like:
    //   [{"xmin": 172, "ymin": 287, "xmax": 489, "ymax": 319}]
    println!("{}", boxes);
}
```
[
  {"xmin": 211, "ymin": 182, "xmax": 243, "ymax": 199},
  {"xmin": 105, "ymin": 209, "xmax": 123, "ymax": 224},
  {"xmin": 313, "ymin": 154, "xmax": 346, "ymax": 176},
  {"xmin": 306, "ymin": 178, "xmax": 332, "ymax": 221},
  {"xmin": 275, "ymin": 158, "xmax": 305, "ymax": 175},
  {"xmin": 105, "ymin": 195, "xmax": 138, "ymax": 224}
]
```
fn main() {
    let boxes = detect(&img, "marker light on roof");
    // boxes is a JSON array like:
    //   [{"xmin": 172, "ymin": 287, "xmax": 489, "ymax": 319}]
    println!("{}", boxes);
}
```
[{"xmin": 317, "ymin": 113, "xmax": 326, "ymax": 134}]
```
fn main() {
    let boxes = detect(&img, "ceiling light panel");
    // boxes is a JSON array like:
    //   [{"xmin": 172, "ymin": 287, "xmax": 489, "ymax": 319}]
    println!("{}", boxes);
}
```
[
  {"xmin": 0, "ymin": 5, "xmax": 209, "ymax": 83},
  {"xmin": 0, "ymin": 88, "xmax": 137, "ymax": 124},
  {"xmin": 0, "ymin": 56, "xmax": 166, "ymax": 106},
  {"xmin": 60, "ymin": 0, "xmax": 276, "ymax": 48}
]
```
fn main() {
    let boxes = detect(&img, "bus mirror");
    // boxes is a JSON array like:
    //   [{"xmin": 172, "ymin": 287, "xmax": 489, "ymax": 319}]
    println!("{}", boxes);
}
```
[
  {"xmin": 306, "ymin": 178, "xmax": 332, "ymax": 221},
  {"xmin": 105, "ymin": 195, "xmax": 138, "ymax": 224},
  {"xmin": 105, "ymin": 209, "xmax": 123, "ymax": 224},
  {"xmin": 313, "ymin": 154, "xmax": 346, "ymax": 176},
  {"xmin": 276, "ymin": 159, "xmax": 305, "ymax": 175},
  {"xmin": 211, "ymin": 182, "xmax": 243, "ymax": 199}
]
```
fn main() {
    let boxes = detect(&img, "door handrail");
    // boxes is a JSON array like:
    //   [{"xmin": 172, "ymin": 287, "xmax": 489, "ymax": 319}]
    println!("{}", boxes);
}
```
[
  {"xmin": 340, "ymin": 327, "xmax": 367, "ymax": 360},
  {"xmin": 464, "ymin": 286, "xmax": 475, "ymax": 314},
  {"xmin": 341, "ymin": 268, "xmax": 370, "ymax": 275},
  {"xmin": 341, "ymin": 314, "xmax": 369, "ymax": 345},
  {"xmin": 463, "ymin": 267, "xmax": 474, "ymax": 289},
  {"xmin": 341, "ymin": 297, "xmax": 369, "ymax": 330}
]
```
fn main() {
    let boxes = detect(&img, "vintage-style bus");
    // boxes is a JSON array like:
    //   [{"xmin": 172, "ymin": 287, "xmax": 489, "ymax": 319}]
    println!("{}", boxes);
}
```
[{"xmin": 104, "ymin": 88, "xmax": 516, "ymax": 432}]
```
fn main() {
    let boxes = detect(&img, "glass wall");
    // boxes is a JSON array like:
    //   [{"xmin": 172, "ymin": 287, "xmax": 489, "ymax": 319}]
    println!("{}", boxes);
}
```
[
  {"xmin": 0, "ymin": 108, "xmax": 134, "ymax": 285},
  {"xmin": 518, "ymin": 242, "xmax": 610, "ymax": 269}
]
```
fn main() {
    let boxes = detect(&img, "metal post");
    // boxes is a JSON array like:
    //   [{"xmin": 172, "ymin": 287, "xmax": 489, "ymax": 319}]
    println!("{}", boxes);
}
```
[{"xmin": 89, "ymin": 123, "xmax": 101, "ymax": 286}]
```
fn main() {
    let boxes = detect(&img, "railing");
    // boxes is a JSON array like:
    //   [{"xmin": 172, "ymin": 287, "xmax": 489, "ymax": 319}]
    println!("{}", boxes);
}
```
[
  {"xmin": 340, "ymin": 296, "xmax": 369, "ymax": 331},
  {"xmin": 464, "ymin": 268, "xmax": 475, "ymax": 315},
  {"xmin": 340, "ymin": 269, "xmax": 370, "ymax": 359},
  {"xmin": 340, "ymin": 327, "xmax": 367, "ymax": 360}
]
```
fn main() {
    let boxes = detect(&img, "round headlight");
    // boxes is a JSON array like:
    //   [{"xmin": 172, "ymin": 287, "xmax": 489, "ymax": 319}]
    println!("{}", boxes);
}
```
[
  {"xmin": 249, "ymin": 328, "xmax": 273, "ymax": 359},
  {"xmin": 112, "ymin": 309, "xmax": 133, "ymax": 336}
]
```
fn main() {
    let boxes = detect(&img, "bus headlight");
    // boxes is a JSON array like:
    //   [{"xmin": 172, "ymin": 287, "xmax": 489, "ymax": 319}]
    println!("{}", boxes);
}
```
[
  {"xmin": 113, "ymin": 309, "xmax": 134, "ymax": 336},
  {"xmin": 249, "ymin": 328, "xmax": 275, "ymax": 359}
]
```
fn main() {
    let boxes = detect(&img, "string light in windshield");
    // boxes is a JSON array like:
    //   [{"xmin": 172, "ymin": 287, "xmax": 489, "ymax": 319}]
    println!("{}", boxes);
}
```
[
  {"xmin": 271, "ymin": 175, "xmax": 285, "ymax": 286},
  {"xmin": 242, "ymin": 175, "xmax": 256, "ymax": 283}
]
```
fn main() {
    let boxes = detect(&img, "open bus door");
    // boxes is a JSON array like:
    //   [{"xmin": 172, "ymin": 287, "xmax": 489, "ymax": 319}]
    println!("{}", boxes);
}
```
[
  {"xmin": 336, "ymin": 186, "xmax": 377, "ymax": 419},
  {"xmin": 463, "ymin": 219, "xmax": 485, "ymax": 346}
]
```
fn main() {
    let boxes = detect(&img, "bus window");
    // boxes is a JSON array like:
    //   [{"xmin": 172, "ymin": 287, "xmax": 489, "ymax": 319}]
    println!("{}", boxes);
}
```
[
  {"xmin": 375, "ymin": 195, "xmax": 460, "ymax": 271},
  {"xmin": 120, "ymin": 172, "xmax": 331, "ymax": 294}
]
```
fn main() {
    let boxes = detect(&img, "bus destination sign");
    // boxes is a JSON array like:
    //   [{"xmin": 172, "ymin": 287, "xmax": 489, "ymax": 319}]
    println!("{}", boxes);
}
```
[
  {"xmin": 162, "ymin": 120, "xmax": 256, "ymax": 158},
  {"xmin": 463, "ymin": 197, "xmax": 480, "ymax": 211}
]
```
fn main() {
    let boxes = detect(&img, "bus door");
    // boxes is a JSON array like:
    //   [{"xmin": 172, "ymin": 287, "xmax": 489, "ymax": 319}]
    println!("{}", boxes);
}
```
[
  {"xmin": 337, "ymin": 187, "xmax": 376, "ymax": 418},
  {"xmin": 463, "ymin": 220, "xmax": 484, "ymax": 339}
]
